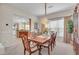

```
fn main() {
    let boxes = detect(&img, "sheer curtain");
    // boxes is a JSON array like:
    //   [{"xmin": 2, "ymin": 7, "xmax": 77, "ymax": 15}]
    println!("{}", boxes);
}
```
[{"xmin": 48, "ymin": 17, "xmax": 64, "ymax": 38}]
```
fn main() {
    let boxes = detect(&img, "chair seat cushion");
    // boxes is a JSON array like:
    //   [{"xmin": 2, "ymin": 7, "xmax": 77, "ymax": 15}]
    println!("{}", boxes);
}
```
[
  {"xmin": 31, "ymin": 46, "xmax": 38, "ymax": 52},
  {"xmin": 30, "ymin": 41, "xmax": 37, "ymax": 48},
  {"xmin": 42, "ymin": 42, "xmax": 51, "ymax": 47}
]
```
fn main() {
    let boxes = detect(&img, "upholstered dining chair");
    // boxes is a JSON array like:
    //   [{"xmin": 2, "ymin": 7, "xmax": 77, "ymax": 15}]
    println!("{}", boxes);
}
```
[
  {"xmin": 21, "ymin": 34, "xmax": 40, "ymax": 55},
  {"xmin": 41, "ymin": 32, "xmax": 57, "ymax": 55}
]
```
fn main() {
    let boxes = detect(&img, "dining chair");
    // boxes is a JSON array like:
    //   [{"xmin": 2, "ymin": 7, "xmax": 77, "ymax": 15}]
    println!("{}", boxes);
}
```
[
  {"xmin": 21, "ymin": 34, "xmax": 40, "ymax": 55},
  {"xmin": 51, "ymin": 32, "xmax": 57, "ymax": 49},
  {"xmin": 41, "ymin": 32, "xmax": 57, "ymax": 55},
  {"xmin": 28, "ymin": 32, "xmax": 38, "ymax": 48}
]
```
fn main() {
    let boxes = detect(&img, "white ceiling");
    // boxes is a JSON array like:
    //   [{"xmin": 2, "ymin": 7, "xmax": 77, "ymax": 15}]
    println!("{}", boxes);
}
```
[{"xmin": 8, "ymin": 3, "xmax": 76, "ymax": 16}]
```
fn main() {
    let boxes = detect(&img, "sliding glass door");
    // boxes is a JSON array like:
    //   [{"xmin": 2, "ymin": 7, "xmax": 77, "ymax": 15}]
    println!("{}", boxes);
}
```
[{"xmin": 48, "ymin": 17, "xmax": 64, "ymax": 41}]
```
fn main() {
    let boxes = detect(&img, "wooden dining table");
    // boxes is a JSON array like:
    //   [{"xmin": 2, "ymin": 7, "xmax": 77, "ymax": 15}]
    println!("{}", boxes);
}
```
[{"xmin": 28, "ymin": 35, "xmax": 50, "ymax": 55}]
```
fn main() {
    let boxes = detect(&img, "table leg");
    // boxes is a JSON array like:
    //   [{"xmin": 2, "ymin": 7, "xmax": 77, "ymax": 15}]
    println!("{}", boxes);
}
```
[{"xmin": 39, "ymin": 45, "xmax": 42, "ymax": 55}]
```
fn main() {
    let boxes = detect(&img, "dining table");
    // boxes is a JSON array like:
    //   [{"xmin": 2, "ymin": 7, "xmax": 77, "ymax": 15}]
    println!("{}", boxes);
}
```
[{"xmin": 28, "ymin": 35, "xmax": 50, "ymax": 55}]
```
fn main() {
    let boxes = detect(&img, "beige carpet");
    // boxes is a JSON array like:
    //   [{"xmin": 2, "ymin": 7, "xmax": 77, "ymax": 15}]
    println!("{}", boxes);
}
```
[
  {"xmin": 3, "ymin": 38, "xmax": 75, "ymax": 55},
  {"xmin": 32, "ymin": 41, "xmax": 75, "ymax": 55}
]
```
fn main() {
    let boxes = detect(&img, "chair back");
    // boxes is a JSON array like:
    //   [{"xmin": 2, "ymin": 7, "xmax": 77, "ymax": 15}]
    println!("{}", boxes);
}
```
[
  {"xmin": 28, "ymin": 32, "xmax": 36, "ymax": 39},
  {"xmin": 53, "ymin": 32, "xmax": 57, "ymax": 41},
  {"xmin": 50, "ymin": 33, "xmax": 54, "ymax": 44},
  {"xmin": 21, "ymin": 34, "xmax": 31, "ymax": 53},
  {"xmin": 50, "ymin": 32, "xmax": 57, "ymax": 45},
  {"xmin": 28, "ymin": 32, "xmax": 32, "ymax": 38}
]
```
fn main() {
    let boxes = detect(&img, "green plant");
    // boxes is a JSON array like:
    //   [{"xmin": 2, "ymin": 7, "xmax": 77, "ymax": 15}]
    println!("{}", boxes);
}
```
[{"xmin": 67, "ymin": 20, "xmax": 73, "ymax": 33}]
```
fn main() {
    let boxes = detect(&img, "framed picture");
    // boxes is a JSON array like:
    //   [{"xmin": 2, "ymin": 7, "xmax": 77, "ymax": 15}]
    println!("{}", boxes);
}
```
[{"xmin": 34, "ymin": 23, "xmax": 38, "ymax": 29}]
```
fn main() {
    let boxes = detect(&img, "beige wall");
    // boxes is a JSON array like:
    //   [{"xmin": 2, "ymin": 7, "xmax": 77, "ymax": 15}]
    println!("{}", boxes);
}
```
[{"xmin": 47, "ymin": 9, "xmax": 74, "ymax": 20}]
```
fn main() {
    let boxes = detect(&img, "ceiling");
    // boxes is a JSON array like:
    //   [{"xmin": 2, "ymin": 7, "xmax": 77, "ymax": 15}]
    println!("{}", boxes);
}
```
[{"xmin": 8, "ymin": 3, "xmax": 76, "ymax": 16}]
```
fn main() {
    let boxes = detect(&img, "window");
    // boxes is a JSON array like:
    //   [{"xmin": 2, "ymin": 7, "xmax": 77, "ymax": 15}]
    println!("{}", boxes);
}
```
[
  {"xmin": 48, "ymin": 17, "xmax": 64, "ymax": 38},
  {"xmin": 14, "ymin": 17, "xmax": 30, "ymax": 31}
]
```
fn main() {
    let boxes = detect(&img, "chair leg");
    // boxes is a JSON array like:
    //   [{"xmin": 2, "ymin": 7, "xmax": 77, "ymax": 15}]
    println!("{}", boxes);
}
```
[
  {"xmin": 53, "ymin": 42, "xmax": 55, "ymax": 48},
  {"xmin": 55, "ymin": 43, "xmax": 56, "ymax": 46},
  {"xmin": 53, "ymin": 44, "xmax": 54, "ymax": 48},
  {"xmin": 51, "ymin": 44, "xmax": 52, "ymax": 51},
  {"xmin": 29, "ymin": 53, "xmax": 31, "ymax": 55},
  {"xmin": 53, "ymin": 42, "xmax": 56, "ymax": 48},
  {"xmin": 39, "ymin": 49, "xmax": 41, "ymax": 55},
  {"xmin": 39, "ymin": 45, "xmax": 42, "ymax": 55},
  {"xmin": 24, "ymin": 49, "xmax": 26, "ymax": 55},
  {"xmin": 48, "ymin": 46, "xmax": 50, "ymax": 55}
]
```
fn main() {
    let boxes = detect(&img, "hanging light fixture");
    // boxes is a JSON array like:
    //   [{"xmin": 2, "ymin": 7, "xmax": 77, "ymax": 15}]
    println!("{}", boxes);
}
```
[
  {"xmin": 41, "ymin": 3, "xmax": 48, "ymax": 33},
  {"xmin": 45, "ymin": 3, "xmax": 47, "ymax": 16},
  {"xmin": 44, "ymin": 3, "xmax": 48, "ymax": 28}
]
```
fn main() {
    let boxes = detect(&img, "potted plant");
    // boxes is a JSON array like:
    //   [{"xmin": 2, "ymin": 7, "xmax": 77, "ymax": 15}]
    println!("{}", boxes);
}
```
[
  {"xmin": 67, "ymin": 20, "xmax": 73, "ymax": 43},
  {"xmin": 67, "ymin": 20, "xmax": 73, "ymax": 33}
]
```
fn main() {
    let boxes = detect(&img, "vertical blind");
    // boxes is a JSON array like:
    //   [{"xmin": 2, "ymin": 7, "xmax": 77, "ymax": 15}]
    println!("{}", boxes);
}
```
[{"xmin": 48, "ymin": 17, "xmax": 64, "ymax": 37}]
